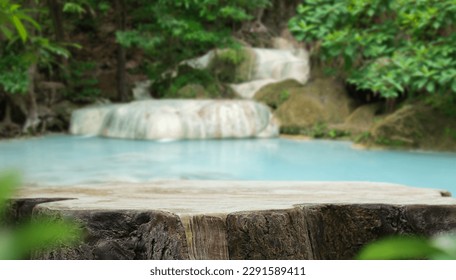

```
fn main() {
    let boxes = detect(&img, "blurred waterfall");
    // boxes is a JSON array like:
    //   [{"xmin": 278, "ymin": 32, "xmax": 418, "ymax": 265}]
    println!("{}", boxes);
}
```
[{"xmin": 70, "ymin": 100, "xmax": 278, "ymax": 140}]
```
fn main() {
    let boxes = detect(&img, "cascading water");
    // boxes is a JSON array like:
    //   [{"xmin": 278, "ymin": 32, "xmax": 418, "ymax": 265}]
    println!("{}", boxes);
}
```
[
  {"xmin": 70, "ymin": 45, "xmax": 309, "ymax": 140},
  {"xmin": 229, "ymin": 48, "xmax": 310, "ymax": 99},
  {"xmin": 70, "ymin": 99, "xmax": 278, "ymax": 140},
  {"xmin": 186, "ymin": 47, "xmax": 310, "ymax": 99}
]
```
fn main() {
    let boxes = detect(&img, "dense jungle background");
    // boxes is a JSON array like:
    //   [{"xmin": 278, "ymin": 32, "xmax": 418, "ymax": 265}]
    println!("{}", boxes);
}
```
[{"xmin": 1, "ymin": 0, "xmax": 456, "ymax": 151}]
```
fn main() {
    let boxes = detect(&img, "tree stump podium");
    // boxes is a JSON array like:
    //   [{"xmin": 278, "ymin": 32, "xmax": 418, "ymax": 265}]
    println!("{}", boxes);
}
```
[{"xmin": 13, "ymin": 181, "xmax": 456, "ymax": 260}]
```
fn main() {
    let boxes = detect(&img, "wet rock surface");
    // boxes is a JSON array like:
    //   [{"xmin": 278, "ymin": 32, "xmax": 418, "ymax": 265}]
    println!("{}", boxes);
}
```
[
  {"xmin": 370, "ymin": 104, "xmax": 456, "ymax": 150},
  {"xmin": 12, "ymin": 181, "xmax": 456, "ymax": 260}
]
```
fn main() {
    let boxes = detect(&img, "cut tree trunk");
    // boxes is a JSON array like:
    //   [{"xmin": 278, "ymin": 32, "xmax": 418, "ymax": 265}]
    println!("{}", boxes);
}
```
[{"xmin": 11, "ymin": 181, "xmax": 456, "ymax": 260}]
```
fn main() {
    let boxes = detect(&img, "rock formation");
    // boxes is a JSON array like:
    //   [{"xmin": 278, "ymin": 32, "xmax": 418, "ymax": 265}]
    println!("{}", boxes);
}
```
[
  {"xmin": 370, "ymin": 104, "xmax": 456, "ymax": 150},
  {"xmin": 274, "ymin": 78, "xmax": 354, "ymax": 132}
]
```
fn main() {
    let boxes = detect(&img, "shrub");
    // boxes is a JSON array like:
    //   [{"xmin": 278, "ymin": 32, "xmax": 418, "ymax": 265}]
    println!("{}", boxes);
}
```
[{"xmin": 289, "ymin": 0, "xmax": 456, "ymax": 104}]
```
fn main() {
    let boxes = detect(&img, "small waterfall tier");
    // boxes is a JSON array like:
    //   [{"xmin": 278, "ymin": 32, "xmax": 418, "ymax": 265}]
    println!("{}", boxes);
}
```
[
  {"xmin": 70, "ymin": 99, "xmax": 279, "ymax": 140},
  {"xmin": 186, "ymin": 47, "xmax": 310, "ymax": 99},
  {"xmin": 230, "ymin": 48, "xmax": 310, "ymax": 99}
]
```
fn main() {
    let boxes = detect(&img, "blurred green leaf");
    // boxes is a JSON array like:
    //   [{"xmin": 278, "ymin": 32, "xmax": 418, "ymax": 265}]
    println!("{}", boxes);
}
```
[
  {"xmin": 357, "ymin": 236, "xmax": 442, "ymax": 260},
  {"xmin": 11, "ymin": 14, "xmax": 27, "ymax": 42},
  {"xmin": 357, "ymin": 233, "xmax": 456, "ymax": 260},
  {"xmin": 0, "ymin": 171, "xmax": 21, "ymax": 217},
  {"xmin": 0, "ymin": 172, "xmax": 82, "ymax": 260},
  {"xmin": 6, "ymin": 217, "xmax": 81, "ymax": 260}
]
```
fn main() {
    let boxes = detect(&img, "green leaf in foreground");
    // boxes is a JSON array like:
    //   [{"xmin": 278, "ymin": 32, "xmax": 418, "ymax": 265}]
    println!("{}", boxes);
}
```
[
  {"xmin": 357, "ymin": 236, "xmax": 442, "ymax": 260},
  {"xmin": 0, "ymin": 172, "xmax": 82, "ymax": 259},
  {"xmin": 0, "ymin": 171, "xmax": 20, "ymax": 217},
  {"xmin": 0, "ymin": 217, "xmax": 82, "ymax": 260}
]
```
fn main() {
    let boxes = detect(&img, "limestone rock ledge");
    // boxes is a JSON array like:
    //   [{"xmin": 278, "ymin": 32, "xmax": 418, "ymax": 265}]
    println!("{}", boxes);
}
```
[{"xmin": 12, "ymin": 181, "xmax": 456, "ymax": 260}]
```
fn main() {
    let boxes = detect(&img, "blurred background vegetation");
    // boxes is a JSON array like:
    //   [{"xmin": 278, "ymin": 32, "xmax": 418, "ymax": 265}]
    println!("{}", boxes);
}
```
[{"xmin": 289, "ymin": 0, "xmax": 456, "ymax": 113}]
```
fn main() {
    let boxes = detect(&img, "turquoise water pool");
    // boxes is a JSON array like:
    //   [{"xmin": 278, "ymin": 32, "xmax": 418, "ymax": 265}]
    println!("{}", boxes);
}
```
[{"xmin": 1, "ymin": 135, "xmax": 455, "ymax": 194}]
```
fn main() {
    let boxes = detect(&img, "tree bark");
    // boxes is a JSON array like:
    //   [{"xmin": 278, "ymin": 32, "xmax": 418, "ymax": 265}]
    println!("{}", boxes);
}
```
[
  {"xmin": 47, "ymin": 0, "xmax": 70, "ymax": 85},
  {"xmin": 115, "ymin": 0, "xmax": 128, "ymax": 102},
  {"xmin": 47, "ymin": 0, "xmax": 65, "ymax": 42}
]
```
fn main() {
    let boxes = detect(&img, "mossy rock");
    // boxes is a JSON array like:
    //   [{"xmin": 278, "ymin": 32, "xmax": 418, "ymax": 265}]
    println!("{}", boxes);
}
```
[
  {"xmin": 275, "ymin": 78, "xmax": 354, "ymax": 130},
  {"xmin": 209, "ymin": 48, "xmax": 256, "ymax": 84},
  {"xmin": 254, "ymin": 79, "xmax": 302, "ymax": 109},
  {"xmin": 175, "ymin": 84, "xmax": 210, "ymax": 99},
  {"xmin": 370, "ymin": 104, "xmax": 456, "ymax": 151},
  {"xmin": 275, "ymin": 92, "xmax": 326, "ymax": 128},
  {"xmin": 331, "ymin": 103, "xmax": 381, "ymax": 135},
  {"xmin": 371, "ymin": 105, "xmax": 429, "ymax": 147}
]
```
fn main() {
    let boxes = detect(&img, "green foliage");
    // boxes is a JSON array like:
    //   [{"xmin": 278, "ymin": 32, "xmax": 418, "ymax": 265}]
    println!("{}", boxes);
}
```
[
  {"xmin": 152, "ymin": 65, "xmax": 218, "ymax": 98},
  {"xmin": 0, "ymin": 50, "xmax": 29, "ymax": 93},
  {"xmin": 354, "ymin": 131, "xmax": 371, "ymax": 143},
  {"xmin": 0, "ymin": 172, "xmax": 18, "ymax": 213},
  {"xmin": 280, "ymin": 123, "xmax": 350, "ymax": 139},
  {"xmin": 306, "ymin": 123, "xmax": 350, "ymax": 139},
  {"xmin": 0, "ymin": 0, "xmax": 40, "ymax": 42},
  {"xmin": 423, "ymin": 94, "xmax": 456, "ymax": 117},
  {"xmin": 279, "ymin": 90, "xmax": 290, "ymax": 103},
  {"xmin": 357, "ymin": 234, "xmax": 456, "ymax": 260},
  {"xmin": 64, "ymin": 60, "xmax": 100, "ymax": 102},
  {"xmin": 0, "ymin": 37, "xmax": 75, "ymax": 94},
  {"xmin": 63, "ymin": 1, "xmax": 110, "ymax": 16},
  {"xmin": 327, "ymin": 129, "xmax": 349, "ymax": 139},
  {"xmin": 216, "ymin": 48, "xmax": 245, "ymax": 66},
  {"xmin": 63, "ymin": 3, "xmax": 86, "ymax": 15},
  {"xmin": 116, "ymin": 0, "xmax": 271, "ymax": 94},
  {"xmin": 374, "ymin": 136, "xmax": 406, "ymax": 147},
  {"xmin": 309, "ymin": 122, "xmax": 327, "ymax": 138},
  {"xmin": 0, "ymin": 2, "xmax": 76, "ymax": 96},
  {"xmin": 289, "ymin": 0, "xmax": 456, "ymax": 102},
  {"xmin": 209, "ymin": 48, "xmax": 248, "ymax": 83},
  {"xmin": 0, "ymin": 172, "xmax": 81, "ymax": 259}
]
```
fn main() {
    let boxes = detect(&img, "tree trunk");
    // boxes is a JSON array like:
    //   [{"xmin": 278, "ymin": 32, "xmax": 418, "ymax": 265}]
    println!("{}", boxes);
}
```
[
  {"xmin": 47, "ymin": 0, "xmax": 70, "ymax": 85},
  {"xmin": 115, "ymin": 0, "xmax": 128, "ymax": 102},
  {"xmin": 47, "ymin": 0, "xmax": 65, "ymax": 42}
]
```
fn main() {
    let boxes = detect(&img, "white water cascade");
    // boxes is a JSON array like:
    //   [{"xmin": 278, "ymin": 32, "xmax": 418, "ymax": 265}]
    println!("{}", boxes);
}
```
[
  {"xmin": 70, "ymin": 99, "xmax": 278, "ymax": 140},
  {"xmin": 186, "ymin": 47, "xmax": 310, "ymax": 99},
  {"xmin": 230, "ymin": 48, "xmax": 310, "ymax": 99}
]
